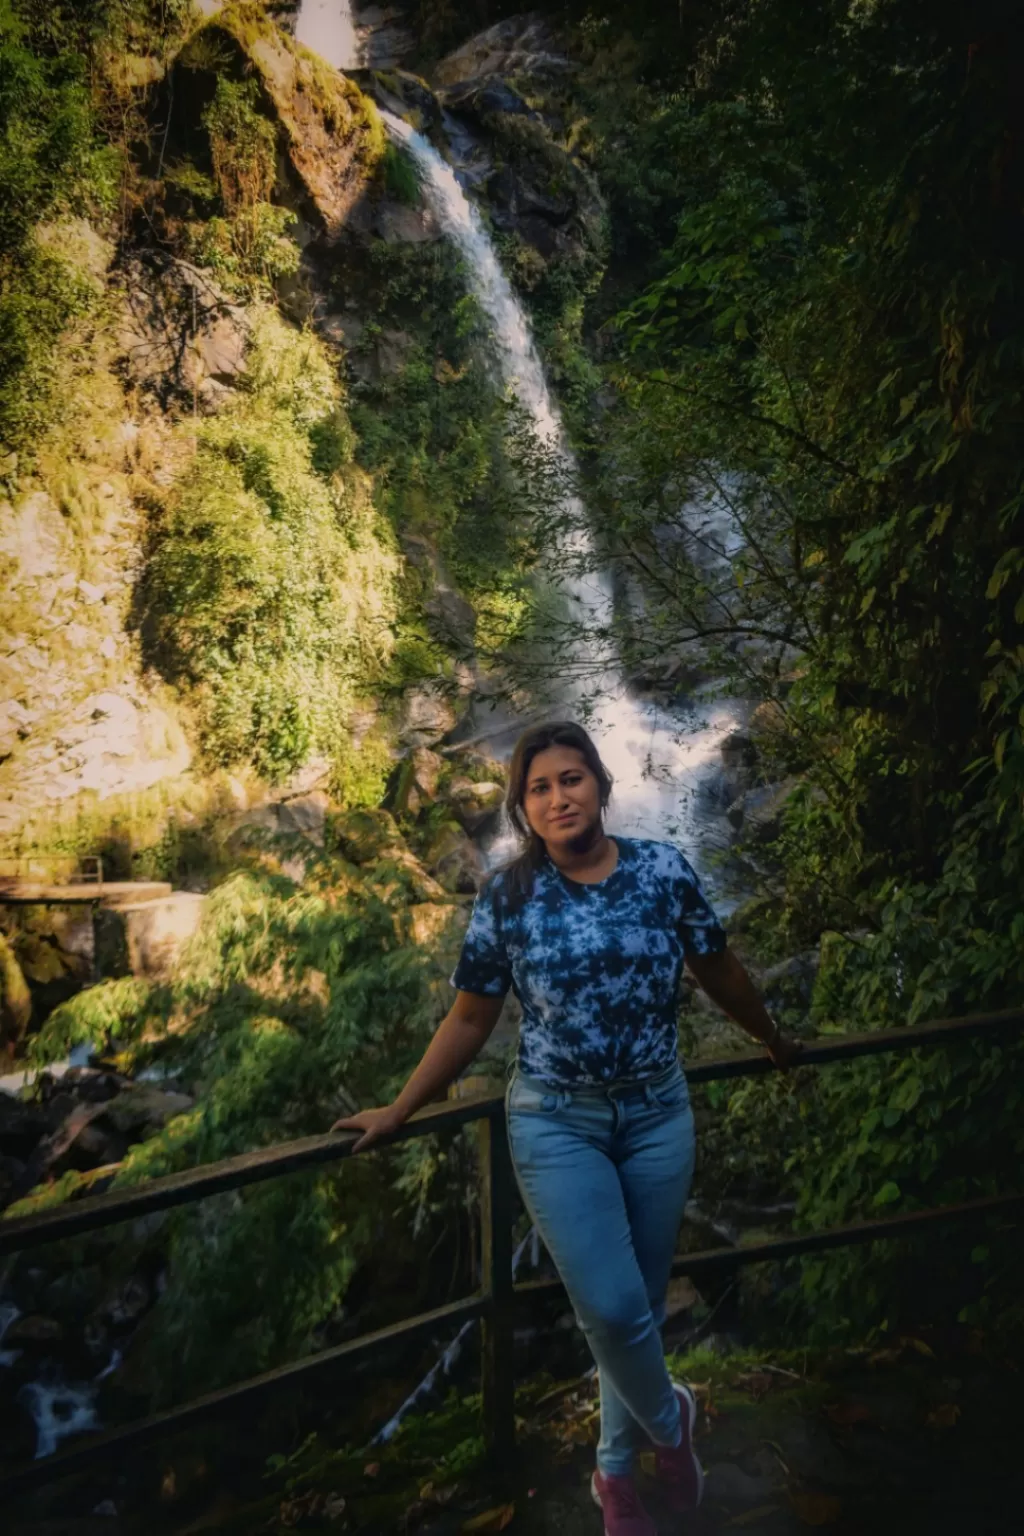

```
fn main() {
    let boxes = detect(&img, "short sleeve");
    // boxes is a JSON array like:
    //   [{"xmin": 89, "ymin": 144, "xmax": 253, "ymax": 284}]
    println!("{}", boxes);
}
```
[
  {"xmin": 675, "ymin": 853, "xmax": 727, "ymax": 957},
  {"xmin": 449, "ymin": 880, "xmax": 512, "ymax": 996}
]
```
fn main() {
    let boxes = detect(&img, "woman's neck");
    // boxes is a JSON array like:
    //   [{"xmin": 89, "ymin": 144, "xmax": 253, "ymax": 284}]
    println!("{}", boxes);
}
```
[{"xmin": 544, "ymin": 825, "xmax": 618, "ymax": 883}]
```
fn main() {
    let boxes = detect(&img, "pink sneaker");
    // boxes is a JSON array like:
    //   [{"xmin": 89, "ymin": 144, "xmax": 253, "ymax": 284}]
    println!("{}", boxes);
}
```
[
  {"xmin": 654, "ymin": 1382, "xmax": 705, "ymax": 1513},
  {"xmin": 590, "ymin": 1469, "xmax": 657, "ymax": 1536}
]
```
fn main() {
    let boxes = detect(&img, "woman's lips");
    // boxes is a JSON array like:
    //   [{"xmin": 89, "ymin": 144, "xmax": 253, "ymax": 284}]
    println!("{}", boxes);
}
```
[{"xmin": 552, "ymin": 812, "xmax": 579, "ymax": 825}]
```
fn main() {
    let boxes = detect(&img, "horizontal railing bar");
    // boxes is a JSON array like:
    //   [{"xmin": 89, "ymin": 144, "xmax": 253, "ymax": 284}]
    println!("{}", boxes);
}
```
[
  {"xmin": 513, "ymin": 1190, "xmax": 1024, "ymax": 1303},
  {"xmin": 0, "ymin": 1292, "xmax": 489, "ymax": 1500},
  {"xmin": 2, "ymin": 1007, "xmax": 1020, "ymax": 1256},
  {"xmin": 684, "ymin": 1007, "xmax": 1024, "ymax": 1083},
  {"xmin": 0, "ymin": 1092, "xmax": 504, "ymax": 1256}
]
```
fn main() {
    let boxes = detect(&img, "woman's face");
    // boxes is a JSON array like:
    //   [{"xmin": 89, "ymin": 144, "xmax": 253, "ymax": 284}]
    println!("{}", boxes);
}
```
[{"xmin": 521, "ymin": 745, "xmax": 603, "ymax": 849}]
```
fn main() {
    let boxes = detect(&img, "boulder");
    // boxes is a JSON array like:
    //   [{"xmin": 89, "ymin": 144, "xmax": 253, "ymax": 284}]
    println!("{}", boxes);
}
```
[
  {"xmin": 400, "ymin": 686, "xmax": 458, "ymax": 747},
  {"xmin": 101, "ymin": 1084, "xmax": 194, "ymax": 1138},
  {"xmin": 98, "ymin": 1275, "xmax": 150, "ymax": 1327},
  {"xmin": 225, "ymin": 803, "xmax": 282, "ymax": 851},
  {"xmin": 720, "ymin": 730, "xmax": 757, "ymax": 771},
  {"xmin": 488, "ymin": 163, "xmax": 572, "ymax": 224},
  {"xmin": 5, "ymin": 1314, "xmax": 63, "ymax": 1346},
  {"xmin": 180, "ymin": 10, "xmax": 384, "ymax": 239},
  {"xmin": 424, "ymin": 584, "xmax": 477, "ymax": 649},
  {"xmin": 433, "ymin": 17, "xmax": 571, "ymax": 88},
  {"xmin": 425, "ymin": 822, "xmax": 484, "ymax": 894},
  {"xmin": 407, "ymin": 903, "xmax": 459, "ymax": 949},
  {"xmin": 448, "ymin": 749, "xmax": 508, "ymax": 785},
  {"xmin": 117, "ymin": 256, "xmax": 250, "ymax": 408},
  {"xmin": 277, "ymin": 790, "xmax": 330, "ymax": 846},
  {"xmin": 329, "ymin": 807, "xmax": 406, "ymax": 865},
  {"xmin": 0, "ymin": 684, "xmax": 191, "ymax": 820},
  {"xmin": 445, "ymin": 75, "xmax": 539, "ymax": 122},
  {"xmin": 356, "ymin": 5, "xmax": 416, "ymax": 69},
  {"xmin": 94, "ymin": 892, "xmax": 204, "ymax": 981},
  {"xmin": 391, "ymin": 747, "xmax": 444, "ymax": 817},
  {"xmin": 725, "ymin": 777, "xmax": 802, "ymax": 841},
  {"xmin": 375, "ymin": 204, "xmax": 438, "ymax": 246},
  {"xmin": 371, "ymin": 69, "xmax": 442, "ymax": 134},
  {"xmin": 447, "ymin": 777, "xmax": 504, "ymax": 836}
]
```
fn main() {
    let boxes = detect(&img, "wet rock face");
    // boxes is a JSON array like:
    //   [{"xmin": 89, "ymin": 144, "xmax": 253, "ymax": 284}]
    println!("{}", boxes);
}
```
[
  {"xmin": 433, "ymin": 16, "xmax": 571, "ymax": 89},
  {"xmin": 0, "ymin": 1067, "xmax": 195, "ymax": 1211},
  {"xmin": 445, "ymin": 75, "xmax": 539, "ymax": 121}
]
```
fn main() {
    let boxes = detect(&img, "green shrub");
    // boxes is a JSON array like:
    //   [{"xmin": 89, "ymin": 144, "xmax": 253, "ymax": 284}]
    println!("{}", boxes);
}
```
[
  {"xmin": 0, "ymin": 239, "xmax": 98, "ymax": 454},
  {"xmin": 140, "ymin": 308, "xmax": 398, "ymax": 780},
  {"xmin": 381, "ymin": 141, "xmax": 421, "ymax": 206},
  {"xmin": 0, "ymin": 0, "xmax": 116, "ymax": 455},
  {"xmin": 27, "ymin": 852, "xmax": 467, "ymax": 1403}
]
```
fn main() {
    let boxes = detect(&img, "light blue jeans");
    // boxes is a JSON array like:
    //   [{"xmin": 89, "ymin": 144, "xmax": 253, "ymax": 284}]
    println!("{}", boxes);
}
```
[{"xmin": 506, "ymin": 1061, "xmax": 695, "ymax": 1476}]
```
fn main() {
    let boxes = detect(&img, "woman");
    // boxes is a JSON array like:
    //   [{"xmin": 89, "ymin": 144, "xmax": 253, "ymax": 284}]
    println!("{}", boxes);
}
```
[{"xmin": 335, "ymin": 721, "xmax": 800, "ymax": 1536}]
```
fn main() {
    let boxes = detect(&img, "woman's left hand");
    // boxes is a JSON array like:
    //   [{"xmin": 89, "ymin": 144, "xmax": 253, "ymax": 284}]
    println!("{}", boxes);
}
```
[{"xmin": 767, "ymin": 1029, "xmax": 803, "ymax": 1072}]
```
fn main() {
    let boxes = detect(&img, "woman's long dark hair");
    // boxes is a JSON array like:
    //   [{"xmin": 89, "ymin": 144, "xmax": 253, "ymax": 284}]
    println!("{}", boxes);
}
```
[{"xmin": 501, "ymin": 720, "xmax": 613, "ymax": 901}]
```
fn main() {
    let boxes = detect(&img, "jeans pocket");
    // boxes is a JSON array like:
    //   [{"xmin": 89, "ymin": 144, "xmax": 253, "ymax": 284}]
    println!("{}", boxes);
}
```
[
  {"xmin": 649, "ymin": 1071, "xmax": 690, "ymax": 1112},
  {"xmin": 507, "ymin": 1080, "xmax": 561, "ymax": 1116}
]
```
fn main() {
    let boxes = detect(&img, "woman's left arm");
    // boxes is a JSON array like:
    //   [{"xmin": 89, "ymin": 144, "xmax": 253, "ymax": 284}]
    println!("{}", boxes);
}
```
[{"xmin": 686, "ymin": 947, "xmax": 803, "ymax": 1071}]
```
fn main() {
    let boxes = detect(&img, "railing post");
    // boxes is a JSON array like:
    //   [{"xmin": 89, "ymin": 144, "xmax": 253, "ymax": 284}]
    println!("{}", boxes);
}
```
[{"xmin": 478, "ymin": 1104, "xmax": 517, "ymax": 1490}]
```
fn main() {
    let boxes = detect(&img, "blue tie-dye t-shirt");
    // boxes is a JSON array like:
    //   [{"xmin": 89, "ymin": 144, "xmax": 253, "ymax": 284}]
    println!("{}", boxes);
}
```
[{"xmin": 449, "ymin": 836, "xmax": 727, "ymax": 1085}]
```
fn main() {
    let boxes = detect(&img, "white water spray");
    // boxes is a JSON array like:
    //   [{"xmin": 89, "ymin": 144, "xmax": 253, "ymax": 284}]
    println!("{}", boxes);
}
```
[
  {"xmin": 381, "ymin": 114, "xmax": 740, "ymax": 869},
  {"xmin": 294, "ymin": 0, "xmax": 360, "ymax": 70}
]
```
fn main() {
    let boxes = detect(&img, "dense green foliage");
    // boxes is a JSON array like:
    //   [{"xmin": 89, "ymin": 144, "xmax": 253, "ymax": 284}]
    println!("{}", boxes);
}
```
[
  {"xmin": 140, "ymin": 309, "xmax": 397, "ymax": 780},
  {"xmin": 4, "ymin": 0, "xmax": 1023, "ymax": 1411},
  {"xmin": 0, "ymin": 0, "xmax": 114, "ymax": 456},
  {"xmin": 185, "ymin": 75, "xmax": 300, "ymax": 295},
  {"xmin": 22, "ymin": 823, "xmax": 471, "ymax": 1401},
  {"xmin": 344, "ymin": 236, "xmax": 555, "ymax": 670},
  {"xmin": 534, "ymin": 0, "xmax": 1024, "ymax": 1335}
]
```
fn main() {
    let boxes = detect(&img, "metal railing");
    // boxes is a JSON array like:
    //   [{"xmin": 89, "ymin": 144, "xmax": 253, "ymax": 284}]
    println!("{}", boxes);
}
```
[{"xmin": 1, "ymin": 1006, "xmax": 1022, "ymax": 1498}]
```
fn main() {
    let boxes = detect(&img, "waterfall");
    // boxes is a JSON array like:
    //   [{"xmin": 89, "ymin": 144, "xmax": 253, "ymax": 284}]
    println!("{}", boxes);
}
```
[
  {"xmin": 294, "ymin": 0, "xmax": 360, "ymax": 71},
  {"xmin": 381, "ymin": 114, "xmax": 741, "ymax": 876}
]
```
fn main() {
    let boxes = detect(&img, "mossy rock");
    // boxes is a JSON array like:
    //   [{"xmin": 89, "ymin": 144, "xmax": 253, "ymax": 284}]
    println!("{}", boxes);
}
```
[{"xmin": 327, "ymin": 807, "xmax": 406, "ymax": 865}]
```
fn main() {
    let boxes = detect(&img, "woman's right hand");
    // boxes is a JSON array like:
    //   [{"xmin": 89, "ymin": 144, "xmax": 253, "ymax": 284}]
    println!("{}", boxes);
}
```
[{"xmin": 331, "ymin": 1103, "xmax": 406, "ymax": 1152}]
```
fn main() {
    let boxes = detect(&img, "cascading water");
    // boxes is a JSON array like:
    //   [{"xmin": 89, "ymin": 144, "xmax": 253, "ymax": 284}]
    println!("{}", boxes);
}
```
[
  {"xmin": 381, "ymin": 114, "xmax": 741, "ymax": 884},
  {"xmin": 294, "ymin": 0, "xmax": 360, "ymax": 70}
]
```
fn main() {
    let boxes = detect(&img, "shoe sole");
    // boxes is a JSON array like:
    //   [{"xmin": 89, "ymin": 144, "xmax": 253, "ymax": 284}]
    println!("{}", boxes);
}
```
[{"xmin": 672, "ymin": 1380, "xmax": 706, "ymax": 1508}]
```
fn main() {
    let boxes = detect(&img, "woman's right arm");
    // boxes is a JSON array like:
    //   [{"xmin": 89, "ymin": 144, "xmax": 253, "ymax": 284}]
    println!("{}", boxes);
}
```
[{"xmin": 331, "ymin": 989, "xmax": 506, "ymax": 1150}]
